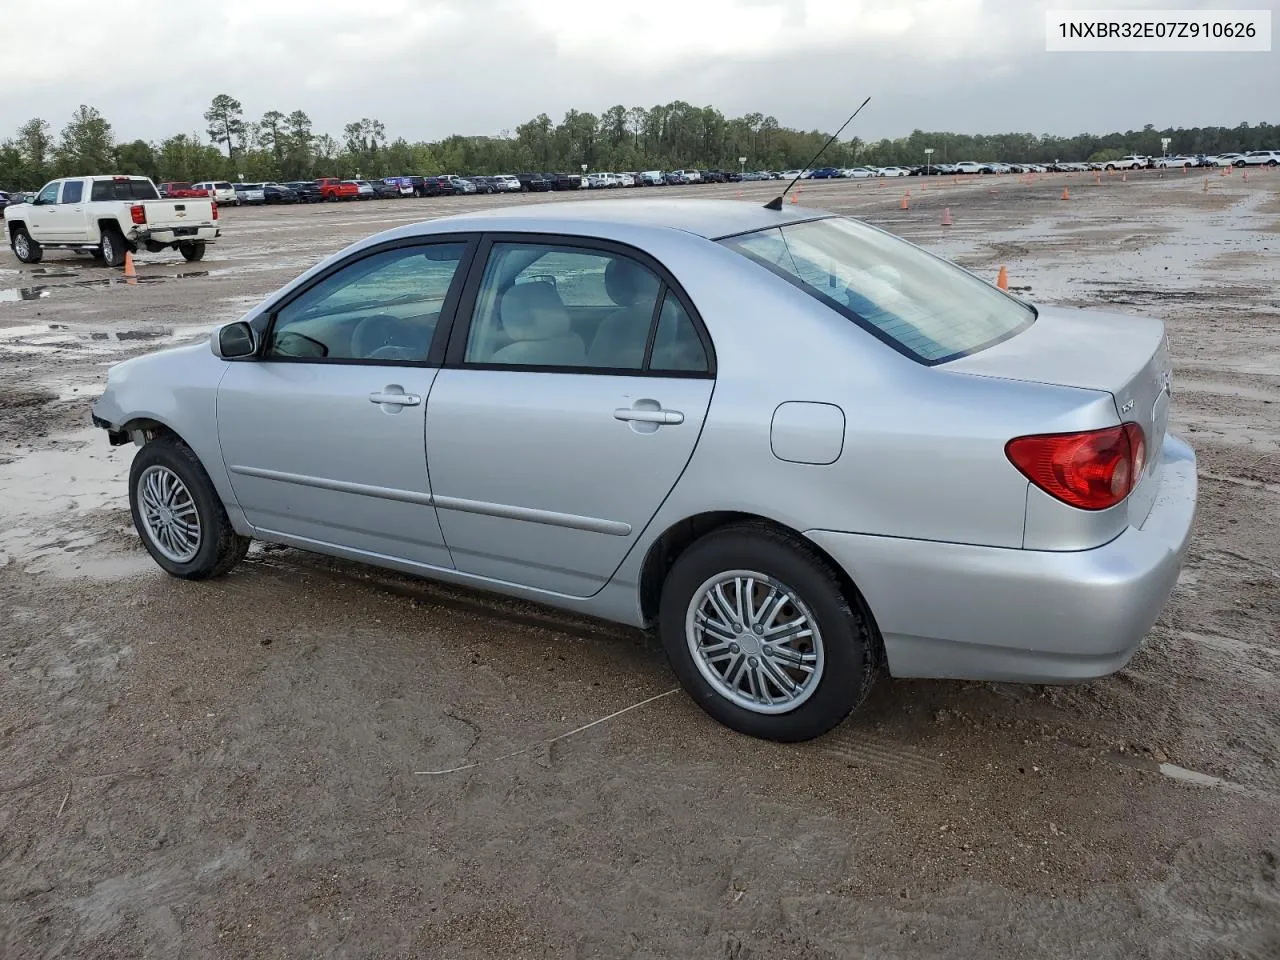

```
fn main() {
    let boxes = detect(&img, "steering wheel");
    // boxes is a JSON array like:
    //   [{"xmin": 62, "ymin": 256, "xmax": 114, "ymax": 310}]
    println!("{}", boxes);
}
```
[{"xmin": 352, "ymin": 314, "xmax": 416, "ymax": 359}]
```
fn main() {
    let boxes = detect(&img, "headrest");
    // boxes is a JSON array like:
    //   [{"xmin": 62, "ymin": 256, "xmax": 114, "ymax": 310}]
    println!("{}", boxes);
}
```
[
  {"xmin": 499, "ymin": 282, "xmax": 571, "ymax": 341},
  {"xmin": 604, "ymin": 257, "xmax": 659, "ymax": 307}
]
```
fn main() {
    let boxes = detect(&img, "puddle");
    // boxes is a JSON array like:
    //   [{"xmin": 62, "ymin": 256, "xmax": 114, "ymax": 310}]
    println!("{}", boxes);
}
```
[
  {"xmin": 0, "ymin": 430, "xmax": 152, "ymax": 579},
  {"xmin": 0, "ymin": 287, "xmax": 52, "ymax": 302},
  {"xmin": 0, "ymin": 322, "xmax": 177, "ymax": 353},
  {"xmin": 0, "ymin": 271, "xmax": 210, "ymax": 304}
]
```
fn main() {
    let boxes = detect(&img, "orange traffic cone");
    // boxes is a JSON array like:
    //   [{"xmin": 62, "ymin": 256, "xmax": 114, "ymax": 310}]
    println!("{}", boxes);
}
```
[
  {"xmin": 123, "ymin": 250, "xmax": 137, "ymax": 284},
  {"xmin": 1061, "ymin": 186, "xmax": 1070, "ymax": 200},
  {"xmin": 1243, "ymin": 170, "xmax": 1249, "ymax": 182},
  {"xmin": 1203, "ymin": 177, "xmax": 1209, "ymax": 192},
  {"xmin": 1182, "ymin": 164, "xmax": 1188, "ymax": 174},
  {"xmin": 900, "ymin": 192, "xmax": 909, "ymax": 210},
  {"xmin": 1095, "ymin": 172, "xmax": 1101, "ymax": 185},
  {"xmin": 1121, "ymin": 170, "xmax": 1127, "ymax": 182},
  {"xmin": 996, "ymin": 265, "xmax": 1009, "ymax": 290},
  {"xmin": 790, "ymin": 193, "xmax": 798, "ymax": 204},
  {"xmin": 941, "ymin": 207, "xmax": 953, "ymax": 226}
]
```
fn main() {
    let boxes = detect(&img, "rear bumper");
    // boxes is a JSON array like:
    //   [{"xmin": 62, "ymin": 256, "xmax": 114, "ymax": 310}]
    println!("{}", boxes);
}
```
[
  {"xmin": 807, "ymin": 434, "xmax": 1197, "ymax": 683},
  {"xmin": 131, "ymin": 226, "xmax": 218, "ymax": 245}
]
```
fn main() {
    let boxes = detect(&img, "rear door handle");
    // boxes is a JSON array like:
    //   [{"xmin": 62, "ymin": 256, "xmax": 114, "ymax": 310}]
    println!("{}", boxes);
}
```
[
  {"xmin": 369, "ymin": 391, "xmax": 421, "ymax": 406},
  {"xmin": 613, "ymin": 407, "xmax": 683, "ymax": 425}
]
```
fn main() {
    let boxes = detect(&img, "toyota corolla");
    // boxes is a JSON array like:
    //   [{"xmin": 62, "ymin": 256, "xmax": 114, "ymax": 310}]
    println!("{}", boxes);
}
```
[{"xmin": 92, "ymin": 199, "xmax": 1196, "ymax": 742}]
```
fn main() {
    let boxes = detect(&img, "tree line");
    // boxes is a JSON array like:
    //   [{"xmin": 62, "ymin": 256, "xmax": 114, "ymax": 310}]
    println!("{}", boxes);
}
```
[{"xmin": 1, "ymin": 94, "xmax": 1274, "ymax": 191}]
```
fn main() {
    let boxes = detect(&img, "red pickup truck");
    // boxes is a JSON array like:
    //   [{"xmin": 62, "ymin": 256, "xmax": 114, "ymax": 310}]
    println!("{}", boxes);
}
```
[
  {"xmin": 315, "ymin": 178, "xmax": 359, "ymax": 201},
  {"xmin": 158, "ymin": 182, "xmax": 212, "ymax": 199}
]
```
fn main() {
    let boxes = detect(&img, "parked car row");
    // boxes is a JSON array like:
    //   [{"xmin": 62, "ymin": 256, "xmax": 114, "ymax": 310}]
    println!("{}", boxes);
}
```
[{"xmin": 29, "ymin": 148, "xmax": 1272, "ymax": 221}]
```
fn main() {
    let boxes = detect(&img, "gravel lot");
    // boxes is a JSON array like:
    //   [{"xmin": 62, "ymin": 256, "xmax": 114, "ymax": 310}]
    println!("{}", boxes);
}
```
[{"xmin": 2, "ymin": 170, "xmax": 1278, "ymax": 959}]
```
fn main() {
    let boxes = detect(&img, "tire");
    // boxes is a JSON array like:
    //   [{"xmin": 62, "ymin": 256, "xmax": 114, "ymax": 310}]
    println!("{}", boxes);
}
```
[
  {"xmin": 11, "ymin": 226, "xmax": 42, "ymax": 263},
  {"xmin": 129, "ymin": 436, "xmax": 249, "ymax": 580},
  {"xmin": 179, "ymin": 241, "xmax": 206, "ymax": 262},
  {"xmin": 1105, "ymin": 164, "xmax": 1116, "ymax": 171},
  {"xmin": 100, "ymin": 226, "xmax": 126, "ymax": 268},
  {"xmin": 658, "ymin": 523, "xmax": 881, "ymax": 742}
]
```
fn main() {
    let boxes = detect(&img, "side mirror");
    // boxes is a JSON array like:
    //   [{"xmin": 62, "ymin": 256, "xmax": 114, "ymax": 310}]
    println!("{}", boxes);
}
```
[{"xmin": 215, "ymin": 321, "xmax": 256, "ymax": 359}]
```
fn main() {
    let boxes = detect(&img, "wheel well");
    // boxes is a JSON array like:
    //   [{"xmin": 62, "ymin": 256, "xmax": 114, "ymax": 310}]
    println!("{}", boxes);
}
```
[
  {"xmin": 7, "ymin": 220, "xmax": 23, "ymax": 242},
  {"xmin": 637, "ymin": 511, "xmax": 875, "ymax": 635},
  {"xmin": 98, "ymin": 218, "xmax": 123, "ymax": 238},
  {"xmin": 112, "ymin": 418, "xmax": 183, "ymax": 448}
]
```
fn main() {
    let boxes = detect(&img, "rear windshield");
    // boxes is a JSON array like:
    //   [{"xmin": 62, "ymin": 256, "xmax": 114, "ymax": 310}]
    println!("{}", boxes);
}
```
[
  {"xmin": 90, "ymin": 178, "xmax": 160, "ymax": 201},
  {"xmin": 720, "ymin": 216, "xmax": 1035, "ymax": 364}
]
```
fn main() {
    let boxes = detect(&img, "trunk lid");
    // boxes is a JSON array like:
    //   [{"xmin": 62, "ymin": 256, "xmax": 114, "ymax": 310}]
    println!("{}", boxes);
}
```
[{"xmin": 944, "ymin": 305, "xmax": 1173, "ymax": 520}]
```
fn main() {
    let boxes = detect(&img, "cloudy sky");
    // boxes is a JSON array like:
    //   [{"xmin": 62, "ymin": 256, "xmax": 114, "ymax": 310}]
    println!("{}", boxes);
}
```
[{"xmin": 2, "ymin": 0, "xmax": 1274, "ymax": 144}]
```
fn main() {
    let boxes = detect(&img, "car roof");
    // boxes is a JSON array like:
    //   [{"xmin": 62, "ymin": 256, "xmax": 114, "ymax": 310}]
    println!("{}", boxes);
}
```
[{"xmin": 424, "ymin": 199, "xmax": 824, "ymax": 240}]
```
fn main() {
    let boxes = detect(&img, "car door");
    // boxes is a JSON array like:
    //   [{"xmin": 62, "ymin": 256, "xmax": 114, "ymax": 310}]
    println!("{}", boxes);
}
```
[
  {"xmin": 41, "ymin": 180, "xmax": 86, "ymax": 242},
  {"xmin": 425, "ymin": 235, "xmax": 716, "ymax": 597},
  {"xmin": 216, "ymin": 236, "xmax": 476, "ymax": 568},
  {"xmin": 25, "ymin": 182, "xmax": 62, "ymax": 241}
]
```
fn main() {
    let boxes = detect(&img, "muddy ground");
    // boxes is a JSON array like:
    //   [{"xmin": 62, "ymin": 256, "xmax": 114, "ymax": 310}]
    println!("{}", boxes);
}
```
[{"xmin": 1, "ymin": 170, "xmax": 1278, "ymax": 959}]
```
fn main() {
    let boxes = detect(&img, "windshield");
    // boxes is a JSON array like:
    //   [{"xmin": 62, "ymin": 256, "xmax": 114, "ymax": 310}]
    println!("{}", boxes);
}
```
[{"xmin": 720, "ymin": 216, "xmax": 1035, "ymax": 364}]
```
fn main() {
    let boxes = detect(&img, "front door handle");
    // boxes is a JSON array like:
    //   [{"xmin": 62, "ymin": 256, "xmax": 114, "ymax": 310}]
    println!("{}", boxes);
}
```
[
  {"xmin": 369, "ymin": 390, "xmax": 421, "ymax": 407},
  {"xmin": 613, "ymin": 407, "xmax": 683, "ymax": 425}
]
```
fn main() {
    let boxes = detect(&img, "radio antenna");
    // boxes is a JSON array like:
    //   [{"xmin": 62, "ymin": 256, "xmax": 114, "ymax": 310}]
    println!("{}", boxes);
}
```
[{"xmin": 765, "ymin": 96, "xmax": 871, "ymax": 211}]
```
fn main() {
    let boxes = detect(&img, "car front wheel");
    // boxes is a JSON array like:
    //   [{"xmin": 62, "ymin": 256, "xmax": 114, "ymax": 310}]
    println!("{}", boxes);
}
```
[
  {"xmin": 658, "ymin": 524, "xmax": 881, "ymax": 742},
  {"xmin": 11, "ymin": 226, "xmax": 42, "ymax": 263},
  {"xmin": 129, "ymin": 437, "xmax": 249, "ymax": 579}
]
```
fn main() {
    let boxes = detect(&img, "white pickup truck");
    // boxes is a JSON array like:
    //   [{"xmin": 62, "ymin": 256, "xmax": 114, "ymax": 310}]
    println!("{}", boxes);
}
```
[{"xmin": 5, "ymin": 175, "xmax": 219, "ymax": 267}]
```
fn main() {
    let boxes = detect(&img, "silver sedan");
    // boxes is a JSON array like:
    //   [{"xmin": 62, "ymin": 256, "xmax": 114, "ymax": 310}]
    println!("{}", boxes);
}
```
[{"xmin": 92, "ymin": 199, "xmax": 1196, "ymax": 741}]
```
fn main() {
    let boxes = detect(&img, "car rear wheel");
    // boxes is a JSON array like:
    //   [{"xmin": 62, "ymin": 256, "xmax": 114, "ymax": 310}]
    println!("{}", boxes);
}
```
[
  {"xmin": 100, "ymin": 226, "xmax": 127, "ymax": 268},
  {"xmin": 11, "ymin": 226, "xmax": 42, "ymax": 264},
  {"xmin": 179, "ymin": 241, "xmax": 206, "ymax": 262},
  {"xmin": 129, "ymin": 437, "xmax": 250, "ymax": 579},
  {"xmin": 658, "ymin": 524, "xmax": 881, "ymax": 742}
]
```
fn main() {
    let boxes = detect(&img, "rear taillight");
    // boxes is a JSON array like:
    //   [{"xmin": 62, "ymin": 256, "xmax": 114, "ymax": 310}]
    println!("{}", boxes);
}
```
[
  {"xmin": 130, "ymin": 204, "xmax": 146, "ymax": 225},
  {"xmin": 212, "ymin": 201, "xmax": 218, "ymax": 220},
  {"xmin": 1006, "ymin": 423, "xmax": 1146, "ymax": 511}
]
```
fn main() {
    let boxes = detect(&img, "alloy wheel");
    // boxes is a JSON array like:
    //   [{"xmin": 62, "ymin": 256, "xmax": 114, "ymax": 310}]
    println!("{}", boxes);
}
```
[{"xmin": 685, "ymin": 570, "xmax": 825, "ymax": 715}]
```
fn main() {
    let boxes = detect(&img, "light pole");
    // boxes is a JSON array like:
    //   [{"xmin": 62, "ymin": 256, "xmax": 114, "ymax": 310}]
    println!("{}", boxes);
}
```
[
  {"xmin": 1160, "ymin": 137, "xmax": 1171, "ymax": 158},
  {"xmin": 924, "ymin": 148, "xmax": 934, "ymax": 175},
  {"xmin": 739, "ymin": 156, "xmax": 746, "ymax": 174}
]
